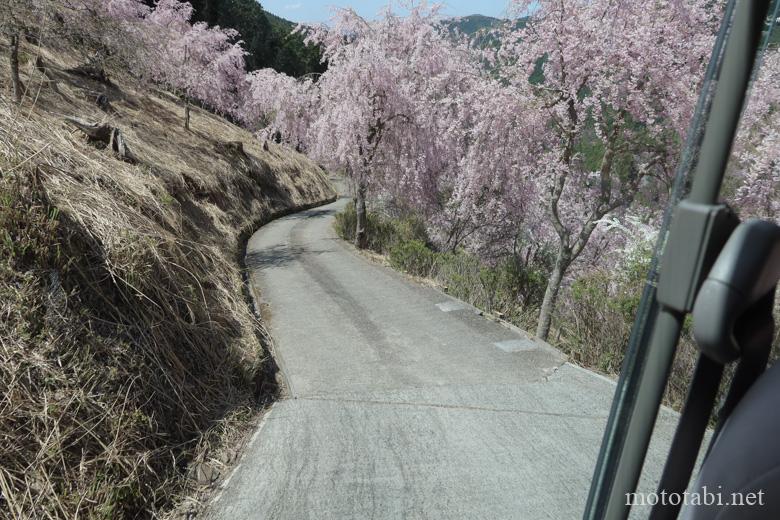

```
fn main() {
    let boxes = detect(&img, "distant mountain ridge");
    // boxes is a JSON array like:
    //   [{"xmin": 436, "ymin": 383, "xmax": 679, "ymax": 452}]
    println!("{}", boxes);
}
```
[{"xmin": 446, "ymin": 14, "xmax": 504, "ymax": 35}]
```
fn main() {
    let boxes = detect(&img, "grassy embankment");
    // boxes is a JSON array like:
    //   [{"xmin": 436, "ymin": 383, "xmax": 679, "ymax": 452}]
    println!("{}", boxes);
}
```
[{"xmin": 0, "ymin": 38, "xmax": 334, "ymax": 518}]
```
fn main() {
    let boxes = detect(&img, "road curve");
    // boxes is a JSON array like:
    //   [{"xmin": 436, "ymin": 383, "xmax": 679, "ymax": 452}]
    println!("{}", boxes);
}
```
[{"xmin": 207, "ymin": 195, "xmax": 678, "ymax": 520}]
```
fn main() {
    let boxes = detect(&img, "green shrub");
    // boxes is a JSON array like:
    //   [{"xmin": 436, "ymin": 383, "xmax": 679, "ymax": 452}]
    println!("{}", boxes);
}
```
[
  {"xmin": 368, "ymin": 215, "xmax": 398, "ymax": 253},
  {"xmin": 559, "ymin": 250, "xmax": 703, "ymax": 409},
  {"xmin": 335, "ymin": 203, "xmax": 545, "ymax": 326},
  {"xmin": 564, "ymin": 271, "xmax": 631, "ymax": 374},
  {"xmin": 334, "ymin": 203, "xmax": 430, "ymax": 254},
  {"xmin": 392, "ymin": 215, "xmax": 429, "ymax": 245},
  {"xmin": 334, "ymin": 201, "xmax": 358, "ymax": 241},
  {"xmin": 389, "ymin": 240, "xmax": 436, "ymax": 276},
  {"xmin": 561, "ymin": 244, "xmax": 657, "ymax": 375},
  {"xmin": 431, "ymin": 250, "xmax": 482, "ymax": 302}
]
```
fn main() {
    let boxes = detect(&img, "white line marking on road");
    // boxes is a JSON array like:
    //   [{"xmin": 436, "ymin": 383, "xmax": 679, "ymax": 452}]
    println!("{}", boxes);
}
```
[
  {"xmin": 436, "ymin": 301, "xmax": 470, "ymax": 312},
  {"xmin": 493, "ymin": 339, "xmax": 538, "ymax": 352}
]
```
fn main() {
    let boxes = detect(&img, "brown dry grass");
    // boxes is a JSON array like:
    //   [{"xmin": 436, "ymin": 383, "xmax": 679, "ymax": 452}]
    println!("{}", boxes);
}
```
[{"xmin": 0, "ymin": 37, "xmax": 334, "ymax": 519}]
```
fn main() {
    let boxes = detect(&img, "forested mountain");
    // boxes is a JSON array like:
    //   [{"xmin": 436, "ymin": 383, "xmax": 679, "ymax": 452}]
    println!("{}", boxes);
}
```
[
  {"xmin": 144, "ymin": 0, "xmax": 325, "ymax": 76},
  {"xmin": 446, "ymin": 14, "xmax": 503, "ymax": 34},
  {"xmin": 443, "ymin": 13, "xmax": 528, "ymax": 52}
]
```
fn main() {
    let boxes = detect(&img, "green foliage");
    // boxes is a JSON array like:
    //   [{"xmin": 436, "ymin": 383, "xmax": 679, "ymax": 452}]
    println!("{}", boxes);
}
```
[
  {"xmin": 566, "ymin": 271, "xmax": 629, "ymax": 372},
  {"xmin": 391, "ymin": 213, "xmax": 430, "ymax": 245},
  {"xmin": 334, "ymin": 201, "xmax": 429, "ymax": 253},
  {"xmin": 0, "ymin": 178, "xmax": 60, "ymax": 271},
  {"xmin": 389, "ymin": 240, "xmax": 435, "ymax": 276},
  {"xmin": 563, "ymin": 240, "xmax": 655, "ymax": 372},
  {"xmin": 561, "ymin": 246, "xmax": 729, "ymax": 410},
  {"xmin": 334, "ymin": 204, "xmax": 547, "ymax": 325},
  {"xmin": 333, "ymin": 201, "xmax": 356, "ymax": 239},
  {"xmin": 162, "ymin": 0, "xmax": 325, "ymax": 76}
]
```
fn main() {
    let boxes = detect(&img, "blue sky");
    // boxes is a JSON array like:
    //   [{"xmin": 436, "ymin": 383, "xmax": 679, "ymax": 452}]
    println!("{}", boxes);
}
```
[{"xmin": 261, "ymin": 0, "xmax": 513, "ymax": 24}]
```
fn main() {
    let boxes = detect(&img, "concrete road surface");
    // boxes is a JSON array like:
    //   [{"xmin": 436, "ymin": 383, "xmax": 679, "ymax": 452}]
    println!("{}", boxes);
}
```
[{"xmin": 206, "ymin": 195, "xmax": 679, "ymax": 520}]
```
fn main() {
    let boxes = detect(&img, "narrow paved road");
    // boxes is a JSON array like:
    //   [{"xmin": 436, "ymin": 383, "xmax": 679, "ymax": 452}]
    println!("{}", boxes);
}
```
[{"xmin": 207, "ymin": 195, "xmax": 678, "ymax": 520}]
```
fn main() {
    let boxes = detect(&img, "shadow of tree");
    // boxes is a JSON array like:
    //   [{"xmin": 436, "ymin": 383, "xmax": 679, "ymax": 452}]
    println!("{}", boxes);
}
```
[
  {"xmin": 245, "ymin": 243, "xmax": 331, "ymax": 270},
  {"xmin": 284, "ymin": 208, "xmax": 336, "ymax": 220}
]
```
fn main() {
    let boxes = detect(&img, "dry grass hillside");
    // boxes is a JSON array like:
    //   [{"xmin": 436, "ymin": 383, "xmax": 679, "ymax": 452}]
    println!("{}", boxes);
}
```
[{"xmin": 0, "ymin": 39, "xmax": 334, "ymax": 518}]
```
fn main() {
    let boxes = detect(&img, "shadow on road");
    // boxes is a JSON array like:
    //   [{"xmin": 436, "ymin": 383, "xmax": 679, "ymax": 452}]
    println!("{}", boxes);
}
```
[
  {"xmin": 246, "ymin": 244, "xmax": 331, "ymax": 269},
  {"xmin": 284, "ymin": 208, "xmax": 336, "ymax": 220}
]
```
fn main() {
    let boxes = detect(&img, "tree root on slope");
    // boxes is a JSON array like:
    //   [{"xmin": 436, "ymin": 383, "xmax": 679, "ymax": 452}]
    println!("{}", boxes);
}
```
[{"xmin": 64, "ymin": 117, "xmax": 138, "ymax": 164}]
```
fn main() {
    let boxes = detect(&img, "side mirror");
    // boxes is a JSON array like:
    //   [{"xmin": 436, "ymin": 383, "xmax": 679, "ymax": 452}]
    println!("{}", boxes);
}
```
[{"xmin": 693, "ymin": 220, "xmax": 780, "ymax": 364}]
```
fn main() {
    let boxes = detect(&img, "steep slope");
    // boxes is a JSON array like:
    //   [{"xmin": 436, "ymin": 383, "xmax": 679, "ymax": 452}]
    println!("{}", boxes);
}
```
[{"xmin": 0, "ymin": 38, "xmax": 334, "ymax": 518}]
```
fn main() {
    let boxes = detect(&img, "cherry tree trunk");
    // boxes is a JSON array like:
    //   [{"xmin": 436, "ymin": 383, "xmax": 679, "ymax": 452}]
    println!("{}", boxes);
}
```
[
  {"xmin": 354, "ymin": 182, "xmax": 368, "ymax": 249},
  {"xmin": 535, "ymin": 244, "xmax": 571, "ymax": 341},
  {"xmin": 10, "ymin": 33, "xmax": 24, "ymax": 104}
]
